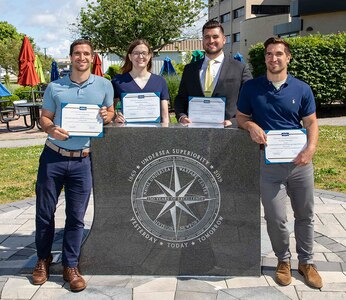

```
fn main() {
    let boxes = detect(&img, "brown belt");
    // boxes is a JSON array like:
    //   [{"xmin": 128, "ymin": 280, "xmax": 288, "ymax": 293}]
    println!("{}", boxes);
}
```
[{"xmin": 45, "ymin": 140, "xmax": 90, "ymax": 158}]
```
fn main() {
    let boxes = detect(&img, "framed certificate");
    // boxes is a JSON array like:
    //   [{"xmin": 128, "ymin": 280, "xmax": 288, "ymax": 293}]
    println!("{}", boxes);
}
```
[
  {"xmin": 265, "ymin": 129, "xmax": 307, "ymax": 164},
  {"xmin": 121, "ymin": 92, "xmax": 161, "ymax": 123},
  {"xmin": 188, "ymin": 96, "xmax": 226, "ymax": 124},
  {"xmin": 61, "ymin": 103, "xmax": 103, "ymax": 137}
]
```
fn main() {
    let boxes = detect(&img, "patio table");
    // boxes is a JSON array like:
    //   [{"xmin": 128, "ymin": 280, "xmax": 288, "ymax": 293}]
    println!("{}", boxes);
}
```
[{"xmin": 14, "ymin": 103, "xmax": 42, "ymax": 130}]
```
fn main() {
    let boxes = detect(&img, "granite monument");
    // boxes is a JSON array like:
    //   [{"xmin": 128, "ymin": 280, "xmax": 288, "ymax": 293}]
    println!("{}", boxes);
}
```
[{"xmin": 80, "ymin": 124, "xmax": 261, "ymax": 276}]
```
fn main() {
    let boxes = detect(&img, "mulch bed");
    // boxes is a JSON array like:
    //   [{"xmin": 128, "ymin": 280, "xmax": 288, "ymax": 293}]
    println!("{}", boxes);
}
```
[{"xmin": 316, "ymin": 103, "xmax": 346, "ymax": 118}]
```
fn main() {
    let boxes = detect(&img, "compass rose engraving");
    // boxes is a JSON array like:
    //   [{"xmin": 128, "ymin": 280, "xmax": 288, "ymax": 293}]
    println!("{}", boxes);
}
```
[{"xmin": 131, "ymin": 155, "xmax": 221, "ymax": 242}]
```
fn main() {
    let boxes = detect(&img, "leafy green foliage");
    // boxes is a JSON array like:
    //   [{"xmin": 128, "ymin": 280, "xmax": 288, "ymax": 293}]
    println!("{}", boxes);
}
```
[
  {"xmin": 172, "ymin": 62, "xmax": 185, "ymax": 77},
  {"xmin": 76, "ymin": 0, "xmax": 206, "ymax": 57},
  {"xmin": 103, "ymin": 74, "xmax": 111, "ymax": 80},
  {"xmin": 0, "ymin": 34, "xmax": 22, "ymax": 76},
  {"xmin": 106, "ymin": 64, "xmax": 122, "ymax": 79},
  {"xmin": 248, "ymin": 33, "xmax": 346, "ymax": 106},
  {"xmin": 163, "ymin": 75, "xmax": 181, "ymax": 111},
  {"xmin": 0, "ymin": 21, "xmax": 22, "ymax": 42},
  {"xmin": 36, "ymin": 53, "xmax": 54, "ymax": 82},
  {"xmin": 13, "ymin": 86, "xmax": 36, "ymax": 100},
  {"xmin": 0, "ymin": 21, "xmax": 52, "ymax": 82},
  {"xmin": 0, "ymin": 94, "xmax": 20, "ymax": 105}
]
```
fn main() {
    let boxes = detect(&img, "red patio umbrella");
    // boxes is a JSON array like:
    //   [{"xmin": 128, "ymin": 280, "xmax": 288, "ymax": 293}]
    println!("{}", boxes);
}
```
[
  {"xmin": 92, "ymin": 53, "xmax": 103, "ymax": 76},
  {"xmin": 17, "ymin": 36, "xmax": 40, "ymax": 101}
]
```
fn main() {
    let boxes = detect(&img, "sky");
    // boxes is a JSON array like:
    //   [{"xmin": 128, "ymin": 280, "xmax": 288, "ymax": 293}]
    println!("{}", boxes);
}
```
[
  {"xmin": 0, "ymin": 0, "xmax": 87, "ymax": 59},
  {"xmin": 0, "ymin": 0, "xmax": 207, "ymax": 60}
]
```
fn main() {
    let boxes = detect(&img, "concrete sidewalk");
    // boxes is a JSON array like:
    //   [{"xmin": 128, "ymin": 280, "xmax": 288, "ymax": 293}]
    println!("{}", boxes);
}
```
[{"xmin": 0, "ymin": 190, "xmax": 346, "ymax": 299}]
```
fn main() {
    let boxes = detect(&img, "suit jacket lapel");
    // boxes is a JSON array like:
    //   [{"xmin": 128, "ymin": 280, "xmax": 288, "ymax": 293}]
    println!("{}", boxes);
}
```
[
  {"xmin": 195, "ymin": 59, "xmax": 204, "ymax": 95},
  {"xmin": 213, "ymin": 56, "xmax": 231, "ymax": 95}
]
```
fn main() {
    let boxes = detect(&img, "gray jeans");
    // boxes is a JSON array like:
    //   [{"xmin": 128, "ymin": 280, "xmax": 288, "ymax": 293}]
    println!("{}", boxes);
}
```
[{"xmin": 260, "ymin": 154, "xmax": 315, "ymax": 264}]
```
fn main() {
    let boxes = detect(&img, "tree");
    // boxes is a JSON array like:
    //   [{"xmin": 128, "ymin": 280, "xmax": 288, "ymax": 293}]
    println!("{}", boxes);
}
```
[
  {"xmin": 0, "ymin": 21, "xmax": 24, "ymax": 76},
  {"xmin": 0, "ymin": 22, "xmax": 46, "ymax": 80},
  {"xmin": 0, "ymin": 38, "xmax": 22, "ymax": 76},
  {"xmin": 36, "ymin": 52, "xmax": 54, "ymax": 82},
  {"xmin": 0, "ymin": 21, "xmax": 23, "ymax": 42},
  {"xmin": 76, "ymin": 0, "xmax": 206, "ymax": 57}
]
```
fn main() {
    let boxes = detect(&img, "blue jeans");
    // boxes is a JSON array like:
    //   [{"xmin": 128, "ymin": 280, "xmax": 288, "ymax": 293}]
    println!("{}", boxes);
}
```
[{"xmin": 35, "ymin": 145, "xmax": 92, "ymax": 267}]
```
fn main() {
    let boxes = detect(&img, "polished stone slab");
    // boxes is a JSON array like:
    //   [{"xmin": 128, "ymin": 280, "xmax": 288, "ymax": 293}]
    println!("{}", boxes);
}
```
[{"xmin": 80, "ymin": 124, "xmax": 260, "ymax": 276}]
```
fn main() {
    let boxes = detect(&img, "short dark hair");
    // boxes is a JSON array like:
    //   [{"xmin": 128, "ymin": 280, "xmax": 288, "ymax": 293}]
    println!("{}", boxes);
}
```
[
  {"xmin": 69, "ymin": 39, "xmax": 94, "ymax": 56},
  {"xmin": 202, "ymin": 20, "xmax": 224, "ymax": 35},
  {"xmin": 264, "ymin": 37, "xmax": 291, "ymax": 55}
]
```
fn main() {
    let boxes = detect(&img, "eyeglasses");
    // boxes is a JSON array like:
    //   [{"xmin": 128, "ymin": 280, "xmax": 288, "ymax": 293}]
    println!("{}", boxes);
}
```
[{"xmin": 131, "ymin": 51, "xmax": 149, "ymax": 57}]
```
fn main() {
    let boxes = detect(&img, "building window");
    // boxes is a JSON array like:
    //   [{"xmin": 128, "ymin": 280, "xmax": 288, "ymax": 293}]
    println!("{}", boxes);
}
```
[
  {"xmin": 233, "ymin": 33, "xmax": 240, "ymax": 43},
  {"xmin": 225, "ymin": 35, "xmax": 231, "ymax": 44},
  {"xmin": 279, "ymin": 32, "xmax": 298, "ymax": 38},
  {"xmin": 220, "ymin": 12, "xmax": 231, "ymax": 23},
  {"xmin": 251, "ymin": 5, "xmax": 290, "ymax": 15},
  {"xmin": 233, "ymin": 6, "xmax": 245, "ymax": 19}
]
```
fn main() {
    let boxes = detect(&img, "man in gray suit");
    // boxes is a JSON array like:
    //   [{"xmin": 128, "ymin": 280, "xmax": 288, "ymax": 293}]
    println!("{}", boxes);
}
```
[{"xmin": 175, "ymin": 20, "xmax": 252, "ymax": 125}]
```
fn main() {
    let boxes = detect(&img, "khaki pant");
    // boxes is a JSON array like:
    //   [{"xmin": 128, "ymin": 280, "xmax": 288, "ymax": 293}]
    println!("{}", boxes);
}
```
[{"xmin": 260, "ymin": 154, "xmax": 315, "ymax": 264}]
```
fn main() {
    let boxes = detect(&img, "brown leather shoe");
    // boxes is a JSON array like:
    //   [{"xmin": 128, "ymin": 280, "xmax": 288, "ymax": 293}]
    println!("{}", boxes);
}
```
[
  {"xmin": 298, "ymin": 263, "xmax": 323, "ymax": 289},
  {"xmin": 63, "ymin": 266, "xmax": 86, "ymax": 292},
  {"xmin": 275, "ymin": 261, "xmax": 291, "ymax": 286},
  {"xmin": 32, "ymin": 255, "xmax": 53, "ymax": 285}
]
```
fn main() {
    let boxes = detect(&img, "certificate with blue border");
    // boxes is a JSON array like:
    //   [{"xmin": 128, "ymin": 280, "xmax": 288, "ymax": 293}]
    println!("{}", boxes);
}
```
[
  {"xmin": 188, "ymin": 96, "xmax": 226, "ymax": 123},
  {"xmin": 265, "ymin": 129, "xmax": 307, "ymax": 164},
  {"xmin": 121, "ymin": 92, "xmax": 160, "ymax": 123},
  {"xmin": 61, "ymin": 103, "xmax": 103, "ymax": 137}
]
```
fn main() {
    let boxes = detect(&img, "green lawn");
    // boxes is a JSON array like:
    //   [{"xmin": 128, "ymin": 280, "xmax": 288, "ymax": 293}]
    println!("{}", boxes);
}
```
[
  {"xmin": 0, "ymin": 145, "xmax": 43, "ymax": 203},
  {"xmin": 314, "ymin": 126, "xmax": 346, "ymax": 191},
  {"xmin": 0, "ymin": 125, "xmax": 345, "ymax": 204}
]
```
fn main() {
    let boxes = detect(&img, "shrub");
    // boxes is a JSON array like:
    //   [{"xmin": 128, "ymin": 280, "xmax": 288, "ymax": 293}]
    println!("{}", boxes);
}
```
[
  {"xmin": 103, "ymin": 74, "xmax": 111, "ymax": 80},
  {"xmin": 172, "ymin": 62, "xmax": 185, "ymax": 77},
  {"xmin": 163, "ymin": 75, "xmax": 181, "ymax": 112},
  {"xmin": 248, "ymin": 33, "xmax": 346, "ymax": 106},
  {"xmin": 107, "ymin": 64, "xmax": 122, "ymax": 78},
  {"xmin": 0, "ymin": 94, "xmax": 20, "ymax": 105},
  {"xmin": 14, "ymin": 86, "xmax": 36, "ymax": 101}
]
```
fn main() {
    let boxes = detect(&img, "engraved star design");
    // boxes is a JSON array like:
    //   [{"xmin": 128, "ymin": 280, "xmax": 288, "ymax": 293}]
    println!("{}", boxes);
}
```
[{"xmin": 136, "ymin": 158, "xmax": 216, "ymax": 237}]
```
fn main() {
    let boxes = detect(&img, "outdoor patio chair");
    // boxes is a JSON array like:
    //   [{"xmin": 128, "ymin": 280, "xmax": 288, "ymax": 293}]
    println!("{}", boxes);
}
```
[
  {"xmin": 0, "ymin": 100, "xmax": 31, "ymax": 130},
  {"xmin": 0, "ymin": 107, "xmax": 15, "ymax": 123}
]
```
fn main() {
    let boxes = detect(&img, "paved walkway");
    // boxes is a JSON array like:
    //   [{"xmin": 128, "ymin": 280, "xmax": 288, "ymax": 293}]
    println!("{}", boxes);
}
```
[
  {"xmin": 0, "ymin": 116, "xmax": 346, "ymax": 299},
  {"xmin": 1, "ymin": 190, "xmax": 346, "ymax": 299}
]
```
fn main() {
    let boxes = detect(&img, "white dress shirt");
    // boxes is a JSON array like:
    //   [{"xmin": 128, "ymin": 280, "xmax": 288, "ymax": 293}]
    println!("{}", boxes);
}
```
[{"xmin": 200, "ymin": 52, "xmax": 225, "ymax": 93}]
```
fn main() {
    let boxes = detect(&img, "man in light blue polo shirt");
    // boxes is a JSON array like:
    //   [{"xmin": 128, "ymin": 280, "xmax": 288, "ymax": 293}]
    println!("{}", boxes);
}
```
[
  {"xmin": 237, "ymin": 37, "xmax": 322, "ymax": 289},
  {"xmin": 32, "ymin": 39, "xmax": 114, "ymax": 292}
]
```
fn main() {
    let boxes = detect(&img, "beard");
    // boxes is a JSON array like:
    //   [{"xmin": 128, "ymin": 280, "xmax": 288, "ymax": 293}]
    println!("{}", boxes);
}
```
[{"xmin": 204, "ymin": 46, "xmax": 223, "ymax": 56}]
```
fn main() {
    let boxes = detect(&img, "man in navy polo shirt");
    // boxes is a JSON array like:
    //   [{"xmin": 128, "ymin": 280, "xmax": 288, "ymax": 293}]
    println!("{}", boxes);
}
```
[
  {"xmin": 236, "ymin": 37, "xmax": 322, "ymax": 289},
  {"xmin": 32, "ymin": 39, "xmax": 114, "ymax": 292}
]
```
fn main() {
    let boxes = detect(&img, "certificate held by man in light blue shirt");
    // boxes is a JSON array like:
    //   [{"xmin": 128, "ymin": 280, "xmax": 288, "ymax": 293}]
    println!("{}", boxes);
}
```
[{"xmin": 61, "ymin": 103, "xmax": 104, "ymax": 137}]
